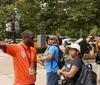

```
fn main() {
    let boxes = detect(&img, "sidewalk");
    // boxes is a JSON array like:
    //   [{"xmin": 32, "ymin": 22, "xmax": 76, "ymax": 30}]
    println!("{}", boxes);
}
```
[
  {"xmin": 0, "ymin": 63, "xmax": 46, "ymax": 85},
  {"xmin": 0, "ymin": 50, "xmax": 46, "ymax": 85},
  {"xmin": 0, "ymin": 61, "xmax": 98, "ymax": 85}
]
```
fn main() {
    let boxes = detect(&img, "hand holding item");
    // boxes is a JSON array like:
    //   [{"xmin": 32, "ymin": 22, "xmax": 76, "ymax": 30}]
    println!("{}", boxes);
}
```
[
  {"xmin": 39, "ymin": 56, "xmax": 45, "ymax": 62},
  {"xmin": 57, "ymin": 70, "xmax": 63, "ymax": 76},
  {"xmin": 37, "ymin": 56, "xmax": 44, "ymax": 65}
]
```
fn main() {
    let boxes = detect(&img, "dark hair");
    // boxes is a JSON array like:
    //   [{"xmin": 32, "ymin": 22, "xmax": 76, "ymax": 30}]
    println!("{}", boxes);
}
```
[
  {"xmin": 21, "ymin": 30, "xmax": 33, "ymax": 38},
  {"xmin": 46, "ymin": 36, "xmax": 49, "ymax": 44},
  {"xmin": 58, "ymin": 37, "xmax": 62, "ymax": 45},
  {"xmin": 96, "ymin": 39, "xmax": 100, "ymax": 52},
  {"xmin": 88, "ymin": 34, "xmax": 94, "ymax": 40}
]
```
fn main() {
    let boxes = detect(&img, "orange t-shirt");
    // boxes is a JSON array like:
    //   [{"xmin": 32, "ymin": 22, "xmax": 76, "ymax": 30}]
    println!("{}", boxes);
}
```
[{"xmin": 3, "ymin": 42, "xmax": 37, "ymax": 85}]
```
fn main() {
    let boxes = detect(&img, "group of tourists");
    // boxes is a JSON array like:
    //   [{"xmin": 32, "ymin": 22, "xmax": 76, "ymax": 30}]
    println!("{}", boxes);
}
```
[
  {"xmin": 0, "ymin": 29, "xmax": 100, "ymax": 85},
  {"xmin": 39, "ymin": 34, "xmax": 98, "ymax": 85}
]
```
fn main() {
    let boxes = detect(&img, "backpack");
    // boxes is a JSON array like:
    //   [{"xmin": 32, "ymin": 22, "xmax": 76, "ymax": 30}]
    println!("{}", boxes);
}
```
[
  {"xmin": 75, "ymin": 63, "xmax": 97, "ymax": 85},
  {"xmin": 53, "ymin": 45, "xmax": 65, "ymax": 69}
]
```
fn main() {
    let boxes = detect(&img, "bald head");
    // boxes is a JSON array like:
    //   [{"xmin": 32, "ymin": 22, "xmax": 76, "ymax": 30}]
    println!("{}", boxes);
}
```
[{"xmin": 21, "ymin": 30, "xmax": 34, "ymax": 38}]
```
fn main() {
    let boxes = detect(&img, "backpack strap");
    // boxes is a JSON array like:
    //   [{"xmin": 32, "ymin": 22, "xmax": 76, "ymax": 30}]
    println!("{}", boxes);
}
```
[
  {"xmin": 52, "ymin": 45, "xmax": 60, "ymax": 63},
  {"xmin": 52, "ymin": 45, "xmax": 65, "ymax": 69},
  {"xmin": 47, "ymin": 45, "xmax": 59, "ymax": 72},
  {"xmin": 47, "ymin": 45, "xmax": 60, "ymax": 62}
]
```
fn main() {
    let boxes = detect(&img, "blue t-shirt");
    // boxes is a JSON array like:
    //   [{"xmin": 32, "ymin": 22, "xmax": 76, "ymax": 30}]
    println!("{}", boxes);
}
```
[
  {"xmin": 44, "ymin": 45, "xmax": 60, "ymax": 73},
  {"xmin": 65, "ymin": 57, "xmax": 83, "ymax": 83}
]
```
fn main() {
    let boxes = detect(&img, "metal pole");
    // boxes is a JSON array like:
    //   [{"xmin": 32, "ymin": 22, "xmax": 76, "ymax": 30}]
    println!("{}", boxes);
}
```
[
  {"xmin": 12, "ymin": 0, "xmax": 16, "ymax": 43},
  {"xmin": 80, "ymin": 28, "xmax": 82, "ymax": 38}
]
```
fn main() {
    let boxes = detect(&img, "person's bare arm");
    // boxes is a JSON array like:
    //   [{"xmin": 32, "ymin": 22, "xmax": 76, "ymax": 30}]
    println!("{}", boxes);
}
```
[
  {"xmin": 60, "ymin": 65, "xmax": 66, "ymax": 71},
  {"xmin": 57, "ymin": 66, "xmax": 66, "ymax": 76},
  {"xmin": 89, "ymin": 45, "xmax": 94, "ymax": 54},
  {"xmin": 83, "ymin": 45, "xmax": 94, "ymax": 59},
  {"xmin": 62, "ymin": 66, "xmax": 79, "ymax": 78},
  {"xmin": 39, "ymin": 53, "xmax": 54, "ymax": 62},
  {"xmin": 0, "ymin": 44, "xmax": 6, "ymax": 50}
]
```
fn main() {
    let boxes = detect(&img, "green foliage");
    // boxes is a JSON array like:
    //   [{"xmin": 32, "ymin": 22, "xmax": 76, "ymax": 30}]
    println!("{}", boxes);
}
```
[
  {"xmin": 15, "ymin": 0, "xmax": 41, "ymax": 32},
  {"xmin": 90, "ymin": 26, "xmax": 98, "ymax": 36},
  {"xmin": 0, "ymin": 0, "xmax": 100, "ymax": 40},
  {"xmin": 55, "ymin": 28, "xmax": 67, "ymax": 36},
  {"xmin": 37, "ymin": 0, "xmax": 100, "ymax": 37}
]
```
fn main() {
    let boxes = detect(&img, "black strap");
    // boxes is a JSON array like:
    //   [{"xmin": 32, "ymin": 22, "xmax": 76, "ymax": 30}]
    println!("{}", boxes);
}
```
[
  {"xmin": 52, "ymin": 45, "xmax": 60, "ymax": 63},
  {"xmin": 52, "ymin": 45, "xmax": 59, "ymax": 65},
  {"xmin": 47, "ymin": 45, "xmax": 59, "ymax": 72}
]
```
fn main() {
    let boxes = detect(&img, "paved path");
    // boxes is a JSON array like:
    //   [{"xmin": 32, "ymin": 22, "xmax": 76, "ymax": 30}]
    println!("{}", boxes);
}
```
[{"xmin": 0, "ymin": 50, "xmax": 46, "ymax": 85}]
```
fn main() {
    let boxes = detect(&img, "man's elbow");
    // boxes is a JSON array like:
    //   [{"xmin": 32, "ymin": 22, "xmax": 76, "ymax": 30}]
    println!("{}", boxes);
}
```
[
  {"xmin": 46, "ymin": 57, "xmax": 53, "ymax": 60},
  {"xmin": 68, "ymin": 73, "xmax": 75, "ymax": 78}
]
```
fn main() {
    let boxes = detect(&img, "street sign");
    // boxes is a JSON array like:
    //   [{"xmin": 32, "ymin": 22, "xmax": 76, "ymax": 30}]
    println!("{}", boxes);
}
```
[
  {"xmin": 15, "ymin": 11, "xmax": 21, "ymax": 19},
  {"xmin": 14, "ymin": 21, "xmax": 19, "ymax": 30},
  {"xmin": 6, "ymin": 22, "xmax": 12, "ymax": 31},
  {"xmin": 6, "ymin": 21, "xmax": 19, "ymax": 32}
]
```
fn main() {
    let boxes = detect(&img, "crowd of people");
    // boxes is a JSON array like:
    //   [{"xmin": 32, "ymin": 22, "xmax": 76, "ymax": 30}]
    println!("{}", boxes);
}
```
[{"xmin": 0, "ymin": 29, "xmax": 100, "ymax": 85}]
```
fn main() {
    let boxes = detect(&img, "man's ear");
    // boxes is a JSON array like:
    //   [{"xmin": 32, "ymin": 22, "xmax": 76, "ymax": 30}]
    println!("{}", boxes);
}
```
[
  {"xmin": 54, "ymin": 40, "xmax": 57, "ymax": 43},
  {"xmin": 77, "ymin": 51, "xmax": 80, "ymax": 55}
]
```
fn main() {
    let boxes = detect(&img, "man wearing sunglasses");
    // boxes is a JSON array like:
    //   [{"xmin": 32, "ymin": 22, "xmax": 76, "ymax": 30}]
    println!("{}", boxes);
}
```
[
  {"xmin": 0, "ymin": 30, "xmax": 37, "ymax": 85},
  {"xmin": 78, "ymin": 34, "xmax": 94, "ymax": 59}
]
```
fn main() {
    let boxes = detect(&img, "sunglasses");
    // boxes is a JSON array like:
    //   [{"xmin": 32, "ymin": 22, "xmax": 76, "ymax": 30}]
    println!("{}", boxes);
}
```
[{"xmin": 28, "ymin": 36, "xmax": 34, "ymax": 40}]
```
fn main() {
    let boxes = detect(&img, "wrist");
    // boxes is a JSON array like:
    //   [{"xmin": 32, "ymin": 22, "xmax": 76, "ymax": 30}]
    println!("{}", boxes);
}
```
[
  {"xmin": 44, "ymin": 56, "xmax": 47, "ymax": 61},
  {"xmin": 62, "ymin": 72, "xmax": 64, "ymax": 75}
]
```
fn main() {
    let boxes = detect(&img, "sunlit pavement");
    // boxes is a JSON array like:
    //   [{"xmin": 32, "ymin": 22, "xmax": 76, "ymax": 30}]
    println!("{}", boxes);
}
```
[{"xmin": 0, "ymin": 50, "xmax": 46, "ymax": 85}]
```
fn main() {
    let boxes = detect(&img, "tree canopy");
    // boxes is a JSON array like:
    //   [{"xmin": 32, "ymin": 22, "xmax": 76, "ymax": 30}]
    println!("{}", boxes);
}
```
[{"xmin": 0, "ymin": 0, "xmax": 100, "ymax": 40}]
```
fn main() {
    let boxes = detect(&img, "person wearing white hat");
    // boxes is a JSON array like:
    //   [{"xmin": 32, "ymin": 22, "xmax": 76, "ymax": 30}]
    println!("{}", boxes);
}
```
[
  {"xmin": 69, "ymin": 43, "xmax": 80, "ymax": 52},
  {"xmin": 57, "ymin": 43, "xmax": 84, "ymax": 84}
]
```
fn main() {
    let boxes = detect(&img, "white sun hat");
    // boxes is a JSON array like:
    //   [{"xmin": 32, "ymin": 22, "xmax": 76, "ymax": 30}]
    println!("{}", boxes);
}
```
[{"xmin": 69, "ymin": 43, "xmax": 80, "ymax": 52}]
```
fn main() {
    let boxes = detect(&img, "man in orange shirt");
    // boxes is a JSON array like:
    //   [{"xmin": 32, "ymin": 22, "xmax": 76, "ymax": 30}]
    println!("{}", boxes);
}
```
[{"xmin": 0, "ymin": 30, "xmax": 37, "ymax": 85}]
